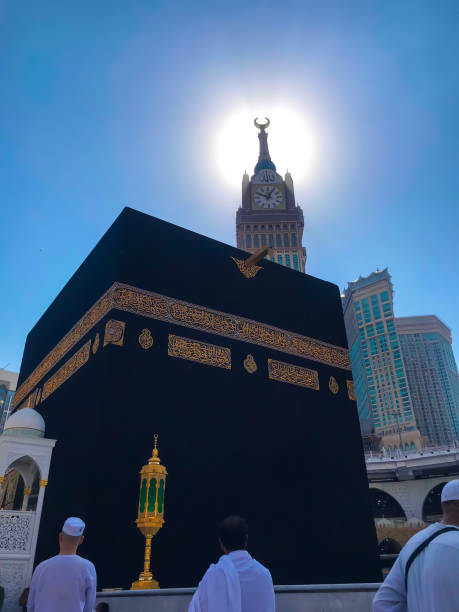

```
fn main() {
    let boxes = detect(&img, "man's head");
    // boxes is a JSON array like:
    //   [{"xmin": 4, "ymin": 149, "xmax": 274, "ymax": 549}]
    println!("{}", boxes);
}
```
[
  {"xmin": 218, "ymin": 516, "xmax": 248, "ymax": 553},
  {"xmin": 59, "ymin": 517, "xmax": 86, "ymax": 554},
  {"xmin": 441, "ymin": 481, "xmax": 459, "ymax": 524}
]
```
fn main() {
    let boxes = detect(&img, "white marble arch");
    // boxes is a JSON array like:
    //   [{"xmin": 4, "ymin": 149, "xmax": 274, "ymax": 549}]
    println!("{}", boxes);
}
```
[
  {"xmin": 0, "ymin": 415, "xmax": 56, "ymax": 611},
  {"xmin": 369, "ymin": 476, "xmax": 456, "ymax": 522}
]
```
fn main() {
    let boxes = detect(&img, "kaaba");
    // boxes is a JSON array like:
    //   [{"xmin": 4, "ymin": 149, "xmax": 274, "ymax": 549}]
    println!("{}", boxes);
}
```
[{"xmin": 14, "ymin": 207, "xmax": 381, "ymax": 587}]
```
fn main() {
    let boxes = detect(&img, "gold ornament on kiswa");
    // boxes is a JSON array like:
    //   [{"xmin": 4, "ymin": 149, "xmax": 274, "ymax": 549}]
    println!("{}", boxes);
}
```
[
  {"xmin": 329, "ymin": 376, "xmax": 339, "ymax": 395},
  {"xmin": 231, "ymin": 257, "xmax": 262, "ymax": 279},
  {"xmin": 131, "ymin": 435, "xmax": 167, "ymax": 590},
  {"xmin": 347, "ymin": 380, "xmax": 356, "ymax": 401},
  {"xmin": 139, "ymin": 328, "xmax": 154, "ymax": 350},
  {"xmin": 244, "ymin": 354, "xmax": 257, "ymax": 373}
]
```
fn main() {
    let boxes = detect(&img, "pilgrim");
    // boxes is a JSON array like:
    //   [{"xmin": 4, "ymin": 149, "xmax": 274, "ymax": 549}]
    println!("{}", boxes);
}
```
[
  {"xmin": 374, "ymin": 479, "xmax": 459, "ymax": 612},
  {"xmin": 189, "ymin": 516, "xmax": 275, "ymax": 612},
  {"xmin": 27, "ymin": 517, "xmax": 96, "ymax": 612}
]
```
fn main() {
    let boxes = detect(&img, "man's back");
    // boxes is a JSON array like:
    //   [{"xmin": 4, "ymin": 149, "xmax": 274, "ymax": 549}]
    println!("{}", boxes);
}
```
[
  {"xmin": 228, "ymin": 550, "xmax": 274, "ymax": 612},
  {"xmin": 28, "ymin": 554, "xmax": 97, "ymax": 612},
  {"xmin": 373, "ymin": 523, "xmax": 459, "ymax": 612},
  {"xmin": 190, "ymin": 550, "xmax": 275, "ymax": 612},
  {"xmin": 189, "ymin": 515, "xmax": 275, "ymax": 612},
  {"xmin": 406, "ymin": 528, "xmax": 459, "ymax": 611}
]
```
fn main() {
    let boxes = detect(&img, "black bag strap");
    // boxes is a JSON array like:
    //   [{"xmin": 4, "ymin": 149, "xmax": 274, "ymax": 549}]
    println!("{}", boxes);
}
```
[{"xmin": 404, "ymin": 526, "xmax": 459, "ymax": 590}]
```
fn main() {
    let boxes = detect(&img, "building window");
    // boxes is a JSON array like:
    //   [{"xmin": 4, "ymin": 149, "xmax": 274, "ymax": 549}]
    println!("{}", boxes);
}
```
[
  {"xmin": 284, "ymin": 234, "xmax": 290, "ymax": 247},
  {"xmin": 371, "ymin": 295, "xmax": 381, "ymax": 319},
  {"xmin": 285, "ymin": 254, "xmax": 291, "ymax": 268},
  {"xmin": 261, "ymin": 225, "xmax": 265, "ymax": 230},
  {"xmin": 268, "ymin": 224, "xmax": 273, "ymax": 230},
  {"xmin": 380, "ymin": 291, "xmax": 389, "ymax": 302},
  {"xmin": 291, "ymin": 234, "xmax": 297, "ymax": 246},
  {"xmin": 293, "ymin": 254, "xmax": 299, "ymax": 270},
  {"xmin": 254, "ymin": 235, "xmax": 260, "ymax": 248},
  {"xmin": 246, "ymin": 235, "xmax": 252, "ymax": 248},
  {"xmin": 276, "ymin": 234, "xmax": 282, "ymax": 247},
  {"xmin": 277, "ymin": 254, "xmax": 283, "ymax": 265},
  {"xmin": 269, "ymin": 234, "xmax": 274, "ymax": 246},
  {"xmin": 283, "ymin": 224, "xmax": 288, "ymax": 229},
  {"xmin": 261, "ymin": 235, "xmax": 267, "ymax": 246},
  {"xmin": 246, "ymin": 225, "xmax": 251, "ymax": 231},
  {"xmin": 290, "ymin": 223, "xmax": 295, "ymax": 229},
  {"xmin": 362, "ymin": 298, "xmax": 371, "ymax": 322}
]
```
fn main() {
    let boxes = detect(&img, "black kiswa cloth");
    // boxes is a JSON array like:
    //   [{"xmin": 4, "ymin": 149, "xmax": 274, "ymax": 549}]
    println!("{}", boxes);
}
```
[{"xmin": 18, "ymin": 207, "xmax": 381, "ymax": 588}]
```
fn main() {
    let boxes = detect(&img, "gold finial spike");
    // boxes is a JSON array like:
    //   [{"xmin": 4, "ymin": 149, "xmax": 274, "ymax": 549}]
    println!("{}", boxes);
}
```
[
  {"xmin": 246, "ymin": 246, "xmax": 273, "ymax": 266},
  {"xmin": 153, "ymin": 434, "xmax": 159, "ymax": 458}
]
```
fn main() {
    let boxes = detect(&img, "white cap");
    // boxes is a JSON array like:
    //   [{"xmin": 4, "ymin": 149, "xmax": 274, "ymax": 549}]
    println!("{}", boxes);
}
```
[
  {"xmin": 62, "ymin": 517, "xmax": 85, "ymax": 536},
  {"xmin": 441, "ymin": 480, "xmax": 459, "ymax": 503}
]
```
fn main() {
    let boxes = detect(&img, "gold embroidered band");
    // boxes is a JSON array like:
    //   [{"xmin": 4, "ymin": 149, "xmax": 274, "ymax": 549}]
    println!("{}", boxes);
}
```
[
  {"xmin": 168, "ymin": 335, "xmax": 231, "ymax": 369},
  {"xmin": 268, "ymin": 359, "xmax": 319, "ymax": 390},
  {"xmin": 41, "ymin": 341, "xmax": 91, "ymax": 402},
  {"xmin": 15, "ymin": 282, "xmax": 349, "ymax": 407}
]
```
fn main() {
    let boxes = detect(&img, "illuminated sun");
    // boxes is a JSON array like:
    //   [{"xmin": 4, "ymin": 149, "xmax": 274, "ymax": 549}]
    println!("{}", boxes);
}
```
[{"xmin": 215, "ymin": 106, "xmax": 318, "ymax": 188}]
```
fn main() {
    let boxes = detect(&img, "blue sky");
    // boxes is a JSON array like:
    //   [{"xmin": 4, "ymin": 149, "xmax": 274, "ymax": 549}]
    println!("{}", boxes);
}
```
[{"xmin": 1, "ymin": 0, "xmax": 458, "ymax": 372}]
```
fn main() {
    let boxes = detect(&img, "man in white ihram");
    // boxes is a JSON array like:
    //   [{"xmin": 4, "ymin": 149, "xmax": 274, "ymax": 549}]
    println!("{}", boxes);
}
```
[
  {"xmin": 373, "ymin": 479, "xmax": 459, "ymax": 612},
  {"xmin": 189, "ymin": 515, "xmax": 275, "ymax": 612},
  {"xmin": 27, "ymin": 517, "xmax": 97, "ymax": 612}
]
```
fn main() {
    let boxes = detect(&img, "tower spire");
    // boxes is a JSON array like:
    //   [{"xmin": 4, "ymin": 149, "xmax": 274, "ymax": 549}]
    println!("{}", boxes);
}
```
[{"xmin": 253, "ymin": 117, "xmax": 276, "ymax": 173}]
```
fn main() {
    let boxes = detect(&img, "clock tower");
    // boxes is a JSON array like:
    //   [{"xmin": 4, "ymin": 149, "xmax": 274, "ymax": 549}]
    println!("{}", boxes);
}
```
[{"xmin": 235, "ymin": 118, "xmax": 307, "ymax": 272}]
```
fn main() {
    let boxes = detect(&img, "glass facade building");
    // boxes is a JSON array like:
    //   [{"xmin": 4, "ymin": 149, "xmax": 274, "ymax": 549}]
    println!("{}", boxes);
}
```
[
  {"xmin": 342, "ymin": 269, "xmax": 421, "ymax": 450},
  {"xmin": 396, "ymin": 316, "xmax": 459, "ymax": 446},
  {"xmin": 0, "ymin": 369, "xmax": 18, "ymax": 432}
]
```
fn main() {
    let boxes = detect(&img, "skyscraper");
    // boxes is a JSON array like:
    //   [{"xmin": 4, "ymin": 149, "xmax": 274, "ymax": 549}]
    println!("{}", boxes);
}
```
[
  {"xmin": 396, "ymin": 315, "xmax": 459, "ymax": 446},
  {"xmin": 235, "ymin": 118, "xmax": 306, "ymax": 271},
  {"xmin": 342, "ymin": 269, "xmax": 421, "ymax": 450},
  {"xmin": 0, "ymin": 369, "xmax": 18, "ymax": 432}
]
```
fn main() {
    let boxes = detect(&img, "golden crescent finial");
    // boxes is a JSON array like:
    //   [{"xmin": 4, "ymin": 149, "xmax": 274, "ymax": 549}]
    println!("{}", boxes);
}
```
[{"xmin": 254, "ymin": 117, "xmax": 270, "ymax": 130}]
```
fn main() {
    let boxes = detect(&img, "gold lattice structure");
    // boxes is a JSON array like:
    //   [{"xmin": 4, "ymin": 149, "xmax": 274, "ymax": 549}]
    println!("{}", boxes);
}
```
[{"xmin": 131, "ymin": 435, "xmax": 167, "ymax": 590}]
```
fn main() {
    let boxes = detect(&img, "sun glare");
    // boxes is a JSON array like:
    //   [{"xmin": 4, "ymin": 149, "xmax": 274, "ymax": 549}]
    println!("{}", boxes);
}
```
[{"xmin": 215, "ymin": 106, "xmax": 319, "ymax": 189}]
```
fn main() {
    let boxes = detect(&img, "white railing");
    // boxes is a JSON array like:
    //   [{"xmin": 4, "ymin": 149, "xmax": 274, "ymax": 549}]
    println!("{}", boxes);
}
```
[
  {"xmin": 365, "ymin": 443, "xmax": 459, "ymax": 463},
  {"xmin": 0, "ymin": 510, "xmax": 35, "ymax": 554}
]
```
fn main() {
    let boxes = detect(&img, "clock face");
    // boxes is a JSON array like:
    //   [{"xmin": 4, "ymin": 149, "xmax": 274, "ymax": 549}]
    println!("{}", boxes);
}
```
[{"xmin": 253, "ymin": 185, "xmax": 283, "ymax": 209}]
